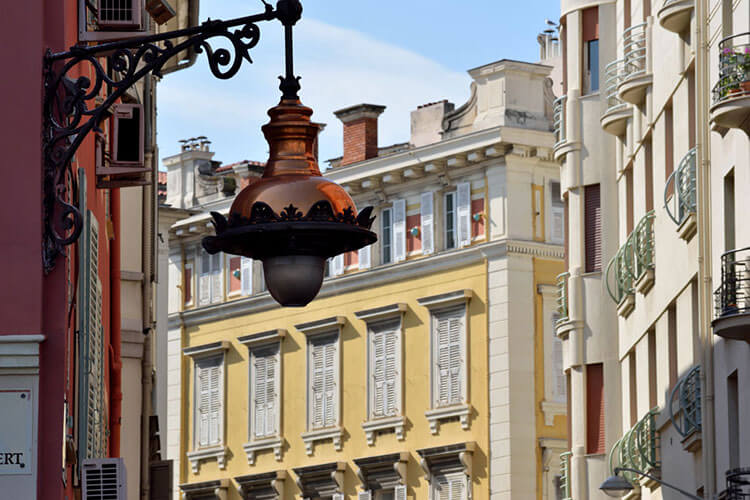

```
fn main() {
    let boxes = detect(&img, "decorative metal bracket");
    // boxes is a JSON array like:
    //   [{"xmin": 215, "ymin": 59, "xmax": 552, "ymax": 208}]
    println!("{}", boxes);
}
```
[{"xmin": 42, "ymin": 0, "xmax": 302, "ymax": 273}]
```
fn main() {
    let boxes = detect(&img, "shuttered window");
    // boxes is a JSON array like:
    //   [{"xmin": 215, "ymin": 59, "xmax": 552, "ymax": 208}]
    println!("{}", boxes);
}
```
[
  {"xmin": 584, "ymin": 184, "xmax": 602, "ymax": 272},
  {"xmin": 183, "ymin": 260, "xmax": 194, "ymax": 306},
  {"xmin": 457, "ymin": 183, "xmax": 471, "ymax": 247},
  {"xmin": 394, "ymin": 485, "xmax": 407, "ymax": 500},
  {"xmin": 331, "ymin": 253, "xmax": 344, "ymax": 276},
  {"xmin": 369, "ymin": 319, "xmax": 401, "ymax": 419},
  {"xmin": 393, "ymin": 199, "xmax": 406, "ymax": 262},
  {"xmin": 381, "ymin": 208, "xmax": 393, "ymax": 264},
  {"xmin": 359, "ymin": 244, "xmax": 372, "ymax": 269},
  {"xmin": 198, "ymin": 250, "xmax": 223, "ymax": 305},
  {"xmin": 195, "ymin": 355, "xmax": 223, "ymax": 448},
  {"xmin": 551, "ymin": 314, "xmax": 566, "ymax": 401},
  {"xmin": 433, "ymin": 472, "xmax": 467, "ymax": 500},
  {"xmin": 421, "ymin": 191, "xmax": 435, "ymax": 255},
  {"xmin": 359, "ymin": 491, "xmax": 372, "ymax": 500},
  {"xmin": 309, "ymin": 334, "xmax": 338, "ymax": 430},
  {"xmin": 586, "ymin": 363, "xmax": 605, "ymax": 454},
  {"xmin": 445, "ymin": 192, "xmax": 457, "ymax": 249},
  {"xmin": 433, "ymin": 306, "xmax": 466, "ymax": 408},
  {"xmin": 251, "ymin": 345, "xmax": 279, "ymax": 439},
  {"xmin": 550, "ymin": 181, "xmax": 564, "ymax": 244},
  {"xmin": 241, "ymin": 257, "xmax": 253, "ymax": 296}
]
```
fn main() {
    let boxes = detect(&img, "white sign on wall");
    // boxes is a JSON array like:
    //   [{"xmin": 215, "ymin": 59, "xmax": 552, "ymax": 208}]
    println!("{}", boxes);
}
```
[{"xmin": 0, "ymin": 390, "xmax": 33, "ymax": 475}]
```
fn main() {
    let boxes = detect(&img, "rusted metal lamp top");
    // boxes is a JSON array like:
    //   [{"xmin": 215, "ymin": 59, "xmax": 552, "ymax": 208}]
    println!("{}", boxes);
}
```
[{"xmin": 202, "ymin": 1, "xmax": 376, "ymax": 306}]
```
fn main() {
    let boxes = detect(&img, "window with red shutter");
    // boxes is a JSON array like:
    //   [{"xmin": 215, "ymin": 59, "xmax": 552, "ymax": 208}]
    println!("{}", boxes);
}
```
[
  {"xmin": 584, "ymin": 185, "xmax": 602, "ymax": 272},
  {"xmin": 586, "ymin": 363, "xmax": 605, "ymax": 454}
]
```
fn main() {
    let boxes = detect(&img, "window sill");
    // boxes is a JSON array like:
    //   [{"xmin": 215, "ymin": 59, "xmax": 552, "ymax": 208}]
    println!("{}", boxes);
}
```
[
  {"xmin": 186, "ymin": 444, "xmax": 227, "ymax": 474},
  {"xmin": 243, "ymin": 436, "xmax": 283, "ymax": 464},
  {"xmin": 362, "ymin": 415, "xmax": 406, "ymax": 445},
  {"xmin": 425, "ymin": 404, "xmax": 471, "ymax": 434},
  {"xmin": 301, "ymin": 426, "xmax": 343, "ymax": 455}
]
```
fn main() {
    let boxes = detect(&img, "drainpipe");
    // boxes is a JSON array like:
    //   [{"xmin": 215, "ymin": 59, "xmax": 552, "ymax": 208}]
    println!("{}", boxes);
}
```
[
  {"xmin": 110, "ymin": 188, "xmax": 123, "ymax": 457},
  {"xmin": 695, "ymin": 0, "xmax": 716, "ymax": 494}
]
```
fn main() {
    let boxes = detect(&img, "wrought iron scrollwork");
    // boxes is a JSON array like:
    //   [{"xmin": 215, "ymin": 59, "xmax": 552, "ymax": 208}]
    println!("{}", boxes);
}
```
[{"xmin": 42, "ymin": 1, "xmax": 302, "ymax": 273}]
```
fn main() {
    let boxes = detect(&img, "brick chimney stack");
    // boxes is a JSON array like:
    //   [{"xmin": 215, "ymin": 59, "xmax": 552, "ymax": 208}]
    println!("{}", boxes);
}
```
[{"xmin": 333, "ymin": 104, "xmax": 386, "ymax": 166}]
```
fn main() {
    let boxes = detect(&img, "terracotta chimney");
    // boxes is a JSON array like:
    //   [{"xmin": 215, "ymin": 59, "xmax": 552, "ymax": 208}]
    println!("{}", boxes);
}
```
[{"xmin": 334, "ymin": 104, "xmax": 386, "ymax": 166}]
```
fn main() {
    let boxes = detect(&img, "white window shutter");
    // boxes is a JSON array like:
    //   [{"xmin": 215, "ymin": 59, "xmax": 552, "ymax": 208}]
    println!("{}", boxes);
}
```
[
  {"xmin": 311, "ymin": 342, "xmax": 325, "ymax": 429},
  {"xmin": 358, "ymin": 491, "xmax": 372, "ymax": 500},
  {"xmin": 394, "ymin": 485, "xmax": 407, "ymax": 500},
  {"xmin": 421, "ymin": 191, "xmax": 434, "ymax": 255},
  {"xmin": 457, "ymin": 182, "xmax": 471, "ymax": 247},
  {"xmin": 436, "ymin": 317, "xmax": 451, "ymax": 406},
  {"xmin": 435, "ymin": 308, "xmax": 464, "ymax": 407},
  {"xmin": 197, "ymin": 364, "xmax": 209, "ymax": 447},
  {"xmin": 372, "ymin": 332, "xmax": 385, "ymax": 417},
  {"xmin": 553, "ymin": 333, "xmax": 565, "ymax": 399},
  {"xmin": 265, "ymin": 352, "xmax": 277, "ymax": 436},
  {"xmin": 393, "ymin": 199, "xmax": 406, "ymax": 262},
  {"xmin": 551, "ymin": 205, "xmax": 564, "ymax": 243},
  {"xmin": 358, "ymin": 245, "xmax": 371, "ymax": 270},
  {"xmin": 448, "ymin": 316, "xmax": 462, "ymax": 404},
  {"xmin": 323, "ymin": 340, "xmax": 337, "ymax": 427},
  {"xmin": 199, "ymin": 252, "xmax": 211, "ymax": 306},
  {"xmin": 210, "ymin": 253, "xmax": 222, "ymax": 303},
  {"xmin": 384, "ymin": 329, "xmax": 398, "ymax": 416},
  {"xmin": 208, "ymin": 361, "xmax": 222, "ymax": 445},
  {"xmin": 253, "ymin": 354, "xmax": 267, "ymax": 438},
  {"xmin": 241, "ymin": 257, "xmax": 253, "ymax": 296},
  {"xmin": 332, "ymin": 253, "xmax": 344, "ymax": 276},
  {"xmin": 333, "ymin": 494, "xmax": 345, "ymax": 500}
]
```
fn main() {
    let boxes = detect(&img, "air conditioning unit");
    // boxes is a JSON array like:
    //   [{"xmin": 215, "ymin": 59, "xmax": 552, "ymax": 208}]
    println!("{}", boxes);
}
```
[
  {"xmin": 97, "ymin": 103, "xmax": 149, "ymax": 188},
  {"xmin": 97, "ymin": 0, "xmax": 142, "ymax": 30},
  {"xmin": 82, "ymin": 458, "xmax": 127, "ymax": 500}
]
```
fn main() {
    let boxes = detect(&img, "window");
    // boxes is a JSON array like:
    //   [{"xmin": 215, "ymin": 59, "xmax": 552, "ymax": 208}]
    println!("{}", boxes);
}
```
[
  {"xmin": 194, "ymin": 355, "xmax": 223, "ymax": 449},
  {"xmin": 533, "ymin": 184, "xmax": 545, "ymax": 241},
  {"xmin": 445, "ymin": 192, "xmax": 457, "ymax": 249},
  {"xmin": 550, "ymin": 181, "xmax": 564, "ymax": 244},
  {"xmin": 183, "ymin": 260, "xmax": 194, "ymax": 307},
  {"xmin": 368, "ymin": 318, "xmax": 401, "ymax": 419},
  {"xmin": 551, "ymin": 314, "xmax": 566, "ymax": 401},
  {"xmin": 725, "ymin": 169, "xmax": 735, "ymax": 252},
  {"xmin": 645, "ymin": 137, "xmax": 654, "ymax": 212},
  {"xmin": 432, "ymin": 471, "xmax": 467, "ymax": 500},
  {"xmin": 421, "ymin": 191, "xmax": 435, "ymax": 255},
  {"xmin": 625, "ymin": 169, "xmax": 634, "ymax": 234},
  {"xmin": 309, "ymin": 333, "xmax": 339, "ymax": 430},
  {"xmin": 381, "ymin": 208, "xmax": 393, "ymax": 264},
  {"xmin": 198, "ymin": 249, "xmax": 223, "ymax": 305},
  {"xmin": 359, "ymin": 244, "xmax": 372, "ymax": 269},
  {"xmin": 664, "ymin": 102, "xmax": 674, "ymax": 196},
  {"xmin": 241, "ymin": 257, "xmax": 253, "ymax": 296},
  {"xmin": 584, "ymin": 184, "xmax": 602, "ymax": 272},
  {"xmin": 728, "ymin": 370, "xmax": 739, "ymax": 469},
  {"xmin": 582, "ymin": 7, "xmax": 599, "ymax": 93},
  {"xmin": 393, "ymin": 199, "xmax": 406, "ymax": 262},
  {"xmin": 586, "ymin": 363, "xmax": 605, "ymax": 454},
  {"xmin": 433, "ymin": 306, "xmax": 466, "ymax": 408},
  {"xmin": 586, "ymin": 40, "xmax": 600, "ymax": 92},
  {"xmin": 250, "ymin": 344, "xmax": 280, "ymax": 439}
]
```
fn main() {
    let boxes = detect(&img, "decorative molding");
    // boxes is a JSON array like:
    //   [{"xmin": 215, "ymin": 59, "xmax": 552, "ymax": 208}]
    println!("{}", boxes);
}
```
[
  {"xmin": 300, "ymin": 427, "xmax": 344, "ymax": 455},
  {"xmin": 354, "ymin": 303, "xmax": 407, "ymax": 322},
  {"xmin": 0, "ymin": 335, "xmax": 45, "ymax": 375},
  {"xmin": 540, "ymin": 400, "xmax": 567, "ymax": 426},
  {"xmin": 235, "ymin": 470, "xmax": 287, "ymax": 499},
  {"xmin": 183, "ymin": 340, "xmax": 230, "ymax": 358},
  {"xmin": 506, "ymin": 239, "xmax": 565, "ymax": 258},
  {"xmin": 417, "ymin": 442, "xmax": 476, "ymax": 481},
  {"xmin": 425, "ymin": 404, "xmax": 471, "ymax": 434},
  {"xmin": 361, "ymin": 416, "xmax": 406, "ymax": 445},
  {"xmin": 417, "ymin": 290, "xmax": 473, "ymax": 310},
  {"xmin": 295, "ymin": 316, "xmax": 346, "ymax": 337},
  {"xmin": 179, "ymin": 478, "xmax": 229, "ymax": 499},
  {"xmin": 243, "ymin": 437, "xmax": 283, "ymax": 465},
  {"xmin": 185, "ymin": 445, "xmax": 228, "ymax": 474},
  {"xmin": 237, "ymin": 329, "xmax": 286, "ymax": 347},
  {"xmin": 354, "ymin": 452, "xmax": 409, "ymax": 490},
  {"xmin": 293, "ymin": 461, "xmax": 346, "ymax": 498}
]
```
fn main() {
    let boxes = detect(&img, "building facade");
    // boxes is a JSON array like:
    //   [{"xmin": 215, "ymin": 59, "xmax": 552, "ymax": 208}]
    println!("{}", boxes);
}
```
[
  {"xmin": 162, "ymin": 54, "xmax": 568, "ymax": 499},
  {"xmin": 554, "ymin": 0, "xmax": 750, "ymax": 496}
]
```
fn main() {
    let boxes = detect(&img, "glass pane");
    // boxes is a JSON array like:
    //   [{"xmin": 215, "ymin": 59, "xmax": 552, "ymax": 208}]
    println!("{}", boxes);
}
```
[{"xmin": 588, "ymin": 40, "xmax": 600, "ymax": 92}]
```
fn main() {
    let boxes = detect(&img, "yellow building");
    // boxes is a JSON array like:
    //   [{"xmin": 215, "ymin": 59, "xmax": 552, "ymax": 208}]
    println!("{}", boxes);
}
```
[{"xmin": 161, "ymin": 54, "xmax": 567, "ymax": 499}]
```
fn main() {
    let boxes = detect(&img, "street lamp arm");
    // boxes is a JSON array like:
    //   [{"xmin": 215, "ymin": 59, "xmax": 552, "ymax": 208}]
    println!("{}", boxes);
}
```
[
  {"xmin": 41, "ymin": 1, "xmax": 302, "ymax": 273},
  {"xmin": 614, "ymin": 467, "xmax": 704, "ymax": 500}
]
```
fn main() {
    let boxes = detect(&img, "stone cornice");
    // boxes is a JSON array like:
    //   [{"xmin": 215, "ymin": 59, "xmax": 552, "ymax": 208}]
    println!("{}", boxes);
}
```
[{"xmin": 354, "ymin": 303, "xmax": 407, "ymax": 322}]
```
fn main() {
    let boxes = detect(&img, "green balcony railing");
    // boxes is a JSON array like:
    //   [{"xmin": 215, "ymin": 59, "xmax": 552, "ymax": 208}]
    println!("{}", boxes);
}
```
[
  {"xmin": 668, "ymin": 365, "xmax": 701, "ymax": 438},
  {"xmin": 623, "ymin": 22, "xmax": 649, "ymax": 80},
  {"xmin": 609, "ymin": 408, "xmax": 661, "ymax": 483},
  {"xmin": 712, "ymin": 32, "xmax": 750, "ymax": 104},
  {"xmin": 606, "ymin": 211, "xmax": 655, "ymax": 304},
  {"xmin": 556, "ymin": 272, "xmax": 570, "ymax": 323},
  {"xmin": 664, "ymin": 147, "xmax": 697, "ymax": 226},
  {"xmin": 604, "ymin": 59, "xmax": 627, "ymax": 114},
  {"xmin": 554, "ymin": 95, "xmax": 567, "ymax": 148},
  {"xmin": 560, "ymin": 451, "xmax": 572, "ymax": 500}
]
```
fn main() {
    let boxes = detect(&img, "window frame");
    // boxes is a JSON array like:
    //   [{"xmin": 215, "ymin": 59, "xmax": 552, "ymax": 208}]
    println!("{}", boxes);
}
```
[
  {"xmin": 430, "ymin": 304, "xmax": 468, "ymax": 409},
  {"xmin": 306, "ymin": 331, "xmax": 341, "ymax": 431},
  {"xmin": 444, "ymin": 191, "xmax": 457, "ymax": 250},
  {"xmin": 192, "ymin": 354, "xmax": 225, "ymax": 450},
  {"xmin": 249, "ymin": 343, "xmax": 281, "ymax": 440},
  {"xmin": 381, "ymin": 207, "xmax": 393, "ymax": 264},
  {"xmin": 183, "ymin": 259, "xmax": 195, "ymax": 308}
]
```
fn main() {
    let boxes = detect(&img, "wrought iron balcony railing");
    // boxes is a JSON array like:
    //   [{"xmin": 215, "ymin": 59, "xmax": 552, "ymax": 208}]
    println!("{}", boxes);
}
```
[
  {"xmin": 623, "ymin": 23, "xmax": 649, "ymax": 80},
  {"xmin": 712, "ymin": 32, "xmax": 750, "ymax": 104},
  {"xmin": 714, "ymin": 246, "xmax": 750, "ymax": 319},
  {"xmin": 560, "ymin": 451, "xmax": 572, "ymax": 500},
  {"xmin": 606, "ymin": 211, "xmax": 655, "ymax": 304},
  {"xmin": 668, "ymin": 365, "xmax": 701, "ymax": 438},
  {"xmin": 553, "ymin": 95, "xmax": 567, "ymax": 148},
  {"xmin": 604, "ymin": 59, "xmax": 627, "ymax": 114},
  {"xmin": 664, "ymin": 147, "xmax": 697, "ymax": 226},
  {"xmin": 556, "ymin": 272, "xmax": 570, "ymax": 323},
  {"xmin": 722, "ymin": 468, "xmax": 750, "ymax": 499},
  {"xmin": 609, "ymin": 408, "xmax": 661, "ymax": 484}
]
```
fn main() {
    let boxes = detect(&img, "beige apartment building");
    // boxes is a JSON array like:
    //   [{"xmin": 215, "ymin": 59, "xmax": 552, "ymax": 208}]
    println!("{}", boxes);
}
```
[{"xmin": 553, "ymin": 0, "xmax": 750, "ymax": 497}]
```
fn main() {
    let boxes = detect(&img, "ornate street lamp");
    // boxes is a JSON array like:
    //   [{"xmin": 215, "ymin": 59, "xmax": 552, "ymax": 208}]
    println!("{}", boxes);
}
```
[
  {"xmin": 600, "ymin": 467, "xmax": 703, "ymax": 499},
  {"xmin": 42, "ymin": 0, "xmax": 376, "ymax": 306}
]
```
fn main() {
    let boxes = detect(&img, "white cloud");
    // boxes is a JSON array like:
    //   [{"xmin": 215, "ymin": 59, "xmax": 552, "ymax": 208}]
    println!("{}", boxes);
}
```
[{"xmin": 157, "ymin": 14, "xmax": 469, "ymax": 168}]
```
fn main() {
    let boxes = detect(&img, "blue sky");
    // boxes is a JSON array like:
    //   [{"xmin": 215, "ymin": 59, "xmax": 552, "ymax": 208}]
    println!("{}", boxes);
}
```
[{"xmin": 157, "ymin": 0, "xmax": 560, "ymax": 168}]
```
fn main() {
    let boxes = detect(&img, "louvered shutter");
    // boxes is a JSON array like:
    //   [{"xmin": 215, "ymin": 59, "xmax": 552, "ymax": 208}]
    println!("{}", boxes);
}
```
[
  {"xmin": 394, "ymin": 485, "xmax": 407, "ymax": 500},
  {"xmin": 448, "ymin": 315, "xmax": 462, "ymax": 404},
  {"xmin": 436, "ymin": 316, "xmax": 451, "ymax": 406},
  {"xmin": 384, "ymin": 329, "xmax": 398, "ymax": 416},
  {"xmin": 372, "ymin": 331, "xmax": 385, "ymax": 417},
  {"xmin": 197, "ymin": 364, "xmax": 210, "ymax": 447},
  {"xmin": 265, "ymin": 351, "xmax": 277, "ymax": 436},
  {"xmin": 435, "ymin": 476, "xmax": 451, "ymax": 500},
  {"xmin": 199, "ymin": 251, "xmax": 211, "ymax": 305},
  {"xmin": 550, "ymin": 181, "xmax": 564, "ymax": 244},
  {"xmin": 584, "ymin": 184, "xmax": 602, "ymax": 272},
  {"xmin": 311, "ymin": 342, "xmax": 325, "ymax": 428},
  {"xmin": 586, "ymin": 363, "xmax": 605, "ymax": 454},
  {"xmin": 393, "ymin": 199, "xmax": 406, "ymax": 262},
  {"xmin": 457, "ymin": 182, "xmax": 471, "ymax": 247},
  {"xmin": 323, "ymin": 340, "xmax": 337, "ymax": 427},
  {"xmin": 210, "ymin": 253, "xmax": 222, "ymax": 303},
  {"xmin": 332, "ymin": 253, "xmax": 344, "ymax": 276},
  {"xmin": 332, "ymin": 494, "xmax": 344, "ymax": 500},
  {"xmin": 358, "ymin": 491, "xmax": 372, "ymax": 500},
  {"xmin": 435, "ymin": 308, "xmax": 464, "ymax": 407},
  {"xmin": 241, "ymin": 257, "xmax": 253, "ymax": 296},
  {"xmin": 450, "ymin": 477, "xmax": 466, "ymax": 500},
  {"xmin": 206, "ymin": 359, "xmax": 222, "ymax": 446},
  {"xmin": 358, "ymin": 245, "xmax": 371, "ymax": 270},
  {"xmin": 552, "ymin": 316, "xmax": 565, "ymax": 399},
  {"xmin": 254, "ymin": 354, "xmax": 267, "ymax": 438},
  {"xmin": 421, "ymin": 191, "xmax": 434, "ymax": 255}
]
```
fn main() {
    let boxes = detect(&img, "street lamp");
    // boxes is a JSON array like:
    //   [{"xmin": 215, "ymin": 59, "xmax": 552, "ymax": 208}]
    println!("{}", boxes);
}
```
[
  {"xmin": 600, "ymin": 467, "xmax": 703, "ymax": 499},
  {"xmin": 42, "ymin": 0, "xmax": 376, "ymax": 306}
]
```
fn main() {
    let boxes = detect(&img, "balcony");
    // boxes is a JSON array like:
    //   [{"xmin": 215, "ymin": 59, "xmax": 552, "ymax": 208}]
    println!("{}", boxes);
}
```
[
  {"xmin": 712, "ymin": 246, "xmax": 750, "ymax": 340},
  {"xmin": 664, "ymin": 147, "xmax": 697, "ymax": 240},
  {"xmin": 606, "ymin": 211, "xmax": 655, "ymax": 316},
  {"xmin": 601, "ymin": 59, "xmax": 632, "ymax": 136},
  {"xmin": 710, "ymin": 33, "xmax": 750, "ymax": 135},
  {"xmin": 560, "ymin": 451, "xmax": 572, "ymax": 500},
  {"xmin": 609, "ymin": 409, "xmax": 661, "ymax": 489},
  {"xmin": 719, "ymin": 468, "xmax": 750, "ymax": 500},
  {"xmin": 618, "ymin": 21, "xmax": 653, "ymax": 105},
  {"xmin": 553, "ymin": 95, "xmax": 569, "ymax": 161},
  {"xmin": 668, "ymin": 365, "xmax": 701, "ymax": 451},
  {"xmin": 657, "ymin": 0, "xmax": 693, "ymax": 34}
]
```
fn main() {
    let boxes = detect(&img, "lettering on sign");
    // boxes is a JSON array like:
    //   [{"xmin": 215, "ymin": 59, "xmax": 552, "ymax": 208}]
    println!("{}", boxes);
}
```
[{"xmin": 0, "ymin": 390, "xmax": 33, "ymax": 475}]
